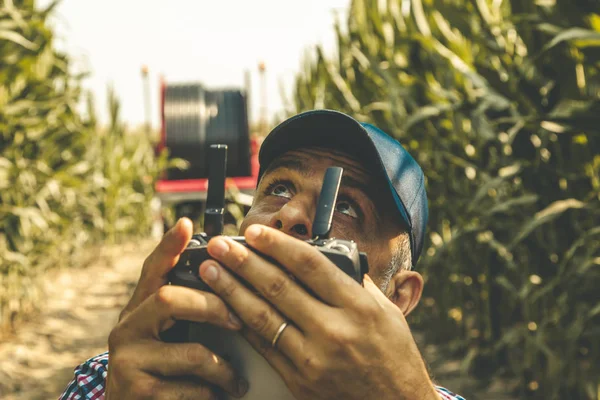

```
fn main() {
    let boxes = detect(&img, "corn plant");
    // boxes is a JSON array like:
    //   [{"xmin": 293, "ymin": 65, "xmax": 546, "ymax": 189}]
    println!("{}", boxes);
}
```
[
  {"xmin": 0, "ymin": 0, "xmax": 170, "ymax": 333},
  {"xmin": 289, "ymin": 0, "xmax": 600, "ymax": 398}
]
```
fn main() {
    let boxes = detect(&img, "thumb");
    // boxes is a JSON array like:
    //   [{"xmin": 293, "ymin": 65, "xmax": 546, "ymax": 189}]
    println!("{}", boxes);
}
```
[
  {"xmin": 122, "ymin": 218, "xmax": 194, "ymax": 319},
  {"xmin": 146, "ymin": 217, "xmax": 194, "ymax": 279}
]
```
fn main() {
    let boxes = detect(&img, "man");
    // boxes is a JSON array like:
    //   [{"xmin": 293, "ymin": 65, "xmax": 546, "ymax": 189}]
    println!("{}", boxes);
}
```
[{"xmin": 60, "ymin": 110, "xmax": 465, "ymax": 399}]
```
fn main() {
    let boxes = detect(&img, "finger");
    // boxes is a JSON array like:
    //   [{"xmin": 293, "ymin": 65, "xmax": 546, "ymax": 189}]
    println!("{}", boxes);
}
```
[
  {"xmin": 111, "ymin": 374, "xmax": 220, "ymax": 400},
  {"xmin": 153, "ymin": 380, "xmax": 219, "ymax": 400},
  {"xmin": 206, "ymin": 236, "xmax": 328, "ymax": 331},
  {"xmin": 198, "ymin": 260, "xmax": 307, "ymax": 363},
  {"xmin": 124, "ymin": 285, "xmax": 243, "ymax": 339},
  {"xmin": 132, "ymin": 341, "xmax": 249, "ymax": 398},
  {"xmin": 241, "ymin": 327, "xmax": 298, "ymax": 378},
  {"xmin": 244, "ymin": 225, "xmax": 363, "ymax": 307},
  {"xmin": 123, "ymin": 218, "xmax": 194, "ymax": 318}
]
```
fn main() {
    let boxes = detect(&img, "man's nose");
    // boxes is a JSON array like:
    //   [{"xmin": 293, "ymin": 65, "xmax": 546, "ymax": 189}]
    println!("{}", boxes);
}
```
[{"xmin": 269, "ymin": 197, "xmax": 314, "ymax": 240}]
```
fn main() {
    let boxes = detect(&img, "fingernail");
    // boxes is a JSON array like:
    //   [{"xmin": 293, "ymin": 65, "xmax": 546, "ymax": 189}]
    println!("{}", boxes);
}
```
[
  {"xmin": 167, "ymin": 218, "xmax": 185, "ymax": 236},
  {"xmin": 202, "ymin": 264, "xmax": 219, "ymax": 282},
  {"xmin": 245, "ymin": 225, "xmax": 261, "ymax": 241},
  {"xmin": 211, "ymin": 238, "xmax": 229, "ymax": 257},
  {"xmin": 237, "ymin": 378, "xmax": 249, "ymax": 395},
  {"xmin": 229, "ymin": 312, "xmax": 242, "ymax": 329},
  {"xmin": 166, "ymin": 218, "xmax": 181, "ymax": 235}
]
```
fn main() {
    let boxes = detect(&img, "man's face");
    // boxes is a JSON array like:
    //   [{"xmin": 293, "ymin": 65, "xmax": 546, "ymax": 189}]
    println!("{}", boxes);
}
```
[{"xmin": 239, "ymin": 147, "xmax": 407, "ymax": 290}]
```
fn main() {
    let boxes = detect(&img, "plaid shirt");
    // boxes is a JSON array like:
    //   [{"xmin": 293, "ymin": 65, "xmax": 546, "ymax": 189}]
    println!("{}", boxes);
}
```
[{"xmin": 59, "ymin": 352, "xmax": 466, "ymax": 399}]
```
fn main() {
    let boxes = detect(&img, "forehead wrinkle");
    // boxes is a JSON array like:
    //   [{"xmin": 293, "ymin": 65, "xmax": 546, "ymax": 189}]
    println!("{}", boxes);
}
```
[
  {"xmin": 306, "ymin": 149, "xmax": 369, "ymax": 177},
  {"xmin": 265, "ymin": 149, "xmax": 375, "ymax": 194},
  {"xmin": 262, "ymin": 156, "xmax": 314, "ymax": 179},
  {"xmin": 340, "ymin": 175, "xmax": 371, "ymax": 195},
  {"xmin": 290, "ymin": 148, "xmax": 371, "ymax": 182}
]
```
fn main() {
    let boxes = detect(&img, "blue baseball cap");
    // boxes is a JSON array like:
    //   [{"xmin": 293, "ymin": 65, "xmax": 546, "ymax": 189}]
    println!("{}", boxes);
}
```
[{"xmin": 257, "ymin": 109, "xmax": 429, "ymax": 267}]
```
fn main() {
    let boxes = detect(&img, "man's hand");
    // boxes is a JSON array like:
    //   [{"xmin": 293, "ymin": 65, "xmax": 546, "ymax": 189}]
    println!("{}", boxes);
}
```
[
  {"xmin": 198, "ymin": 225, "xmax": 439, "ymax": 400},
  {"xmin": 105, "ymin": 218, "xmax": 249, "ymax": 399}
]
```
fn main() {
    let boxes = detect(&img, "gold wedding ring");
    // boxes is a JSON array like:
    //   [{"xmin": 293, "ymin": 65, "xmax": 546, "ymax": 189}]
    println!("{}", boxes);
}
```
[{"xmin": 271, "ymin": 321, "xmax": 289, "ymax": 348}]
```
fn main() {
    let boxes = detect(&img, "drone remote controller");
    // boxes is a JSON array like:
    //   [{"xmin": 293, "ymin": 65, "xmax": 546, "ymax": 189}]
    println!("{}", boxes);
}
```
[{"xmin": 161, "ymin": 145, "xmax": 369, "ymax": 399}]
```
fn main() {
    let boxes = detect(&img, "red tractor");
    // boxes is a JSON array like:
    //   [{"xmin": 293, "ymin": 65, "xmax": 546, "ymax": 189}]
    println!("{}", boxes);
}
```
[{"xmin": 154, "ymin": 79, "xmax": 261, "ymax": 232}]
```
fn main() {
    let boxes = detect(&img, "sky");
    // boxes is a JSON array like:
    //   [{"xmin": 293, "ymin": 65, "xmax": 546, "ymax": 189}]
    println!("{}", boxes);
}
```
[{"xmin": 43, "ymin": 0, "xmax": 351, "ymax": 129}]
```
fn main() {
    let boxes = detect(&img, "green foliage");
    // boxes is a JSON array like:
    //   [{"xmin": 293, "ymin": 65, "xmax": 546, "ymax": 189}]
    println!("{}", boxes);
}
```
[
  {"xmin": 290, "ymin": 0, "xmax": 600, "ymax": 398},
  {"xmin": 0, "ymin": 1, "xmax": 168, "ymax": 331}
]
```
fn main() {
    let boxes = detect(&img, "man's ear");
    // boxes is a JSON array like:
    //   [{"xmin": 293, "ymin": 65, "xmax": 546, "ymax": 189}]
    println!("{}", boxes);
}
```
[{"xmin": 388, "ymin": 270, "xmax": 424, "ymax": 316}]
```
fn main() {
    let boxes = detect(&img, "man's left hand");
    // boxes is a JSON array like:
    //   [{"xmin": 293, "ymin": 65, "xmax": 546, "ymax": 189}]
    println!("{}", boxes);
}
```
[{"xmin": 197, "ymin": 225, "xmax": 439, "ymax": 400}]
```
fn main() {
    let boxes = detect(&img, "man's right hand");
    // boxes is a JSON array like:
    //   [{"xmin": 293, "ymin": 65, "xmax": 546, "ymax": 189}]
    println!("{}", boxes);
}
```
[{"xmin": 105, "ymin": 218, "xmax": 249, "ymax": 399}]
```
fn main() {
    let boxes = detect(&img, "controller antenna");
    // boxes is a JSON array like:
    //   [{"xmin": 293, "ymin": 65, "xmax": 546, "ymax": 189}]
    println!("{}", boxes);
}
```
[
  {"xmin": 312, "ymin": 167, "xmax": 343, "ymax": 240},
  {"xmin": 204, "ymin": 144, "xmax": 227, "ymax": 236}
]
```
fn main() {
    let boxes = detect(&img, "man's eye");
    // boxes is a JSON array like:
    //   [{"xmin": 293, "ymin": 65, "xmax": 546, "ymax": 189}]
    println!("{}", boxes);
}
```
[
  {"xmin": 270, "ymin": 184, "xmax": 292, "ymax": 199},
  {"xmin": 336, "ymin": 200, "xmax": 358, "ymax": 218}
]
